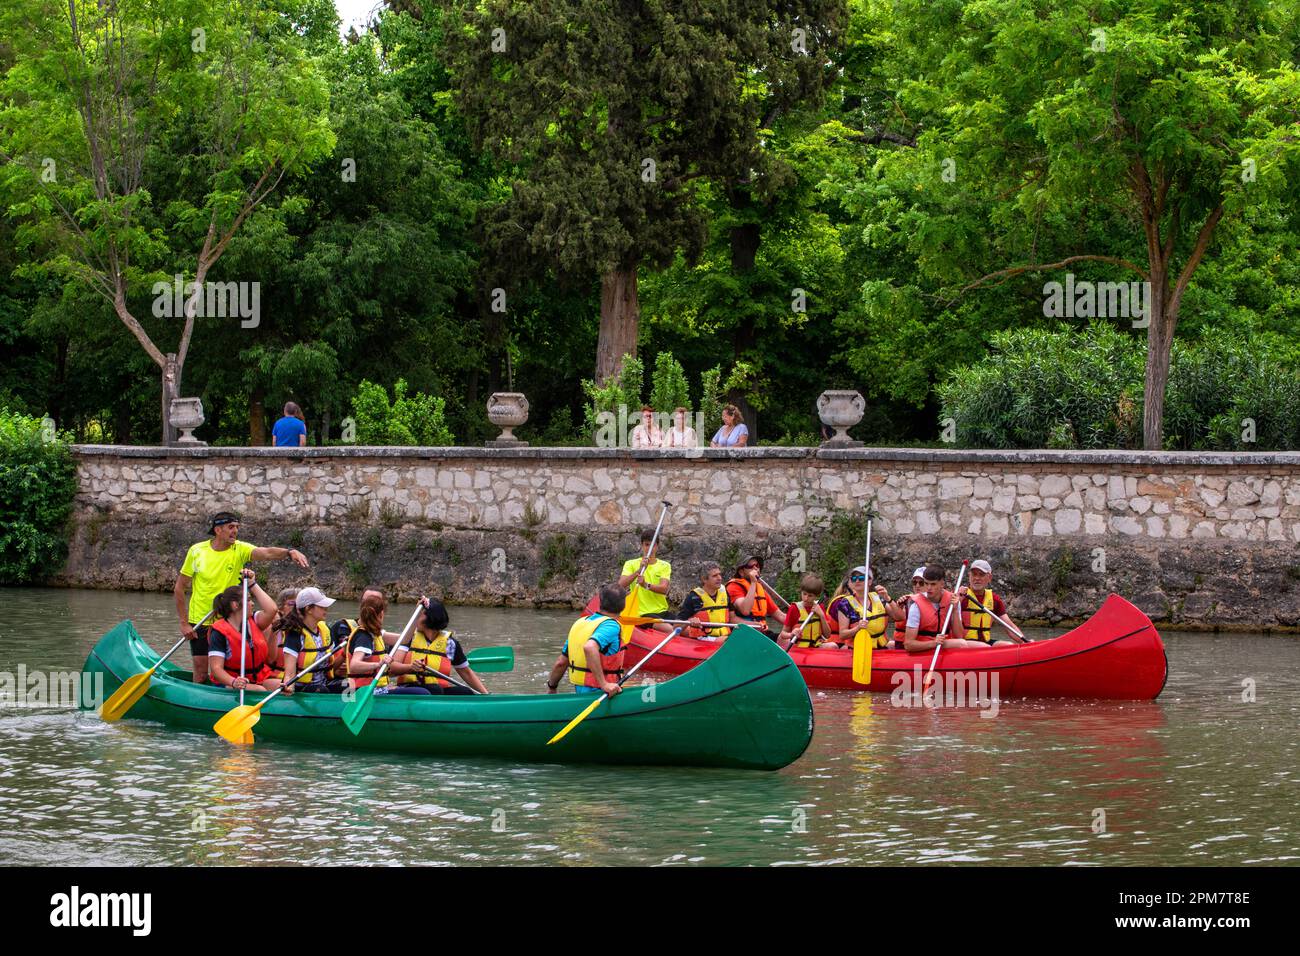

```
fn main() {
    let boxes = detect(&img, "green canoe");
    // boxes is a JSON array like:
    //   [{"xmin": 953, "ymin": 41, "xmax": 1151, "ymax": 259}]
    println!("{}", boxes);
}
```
[{"xmin": 81, "ymin": 621, "xmax": 814, "ymax": 770}]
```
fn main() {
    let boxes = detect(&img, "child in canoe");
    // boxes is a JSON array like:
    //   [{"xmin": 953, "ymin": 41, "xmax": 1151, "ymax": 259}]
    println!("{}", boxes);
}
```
[
  {"xmin": 778, "ymin": 574, "xmax": 834, "ymax": 649},
  {"xmin": 391, "ymin": 597, "xmax": 490, "ymax": 695}
]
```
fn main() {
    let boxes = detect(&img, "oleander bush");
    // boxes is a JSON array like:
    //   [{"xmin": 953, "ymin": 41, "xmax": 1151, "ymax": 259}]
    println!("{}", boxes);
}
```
[
  {"xmin": 350, "ymin": 379, "xmax": 454, "ymax": 446},
  {"xmin": 0, "ymin": 407, "xmax": 78, "ymax": 583},
  {"xmin": 939, "ymin": 324, "xmax": 1300, "ymax": 451}
]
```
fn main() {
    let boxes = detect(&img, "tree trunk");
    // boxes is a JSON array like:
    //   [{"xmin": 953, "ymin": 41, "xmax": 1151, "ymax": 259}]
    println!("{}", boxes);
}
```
[
  {"xmin": 161, "ymin": 354, "xmax": 179, "ymax": 445},
  {"xmin": 249, "ymin": 384, "xmax": 267, "ymax": 446},
  {"xmin": 1142, "ymin": 266, "xmax": 1173, "ymax": 451},
  {"xmin": 595, "ymin": 264, "xmax": 640, "ymax": 385}
]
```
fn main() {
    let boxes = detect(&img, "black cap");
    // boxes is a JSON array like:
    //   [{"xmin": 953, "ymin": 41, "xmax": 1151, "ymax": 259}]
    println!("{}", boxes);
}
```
[
  {"xmin": 421, "ymin": 597, "xmax": 450, "ymax": 631},
  {"xmin": 209, "ymin": 511, "xmax": 240, "ymax": 534}
]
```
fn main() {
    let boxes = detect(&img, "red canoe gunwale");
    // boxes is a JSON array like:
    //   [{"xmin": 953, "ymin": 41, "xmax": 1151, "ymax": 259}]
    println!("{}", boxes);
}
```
[{"xmin": 620, "ymin": 593, "xmax": 1168, "ymax": 700}]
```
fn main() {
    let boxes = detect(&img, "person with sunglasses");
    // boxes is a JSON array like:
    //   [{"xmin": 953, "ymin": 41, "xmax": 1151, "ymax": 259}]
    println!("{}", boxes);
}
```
[
  {"xmin": 827, "ymin": 565, "xmax": 896, "ymax": 651},
  {"xmin": 890, "ymin": 568, "xmax": 929, "ymax": 648},
  {"xmin": 725, "ymin": 556, "xmax": 784, "ymax": 640}
]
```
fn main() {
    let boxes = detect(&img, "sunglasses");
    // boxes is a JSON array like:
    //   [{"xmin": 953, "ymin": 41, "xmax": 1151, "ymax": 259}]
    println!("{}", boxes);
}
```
[
  {"xmin": 743, "ymin": 564, "xmax": 760, "ymax": 570},
  {"xmin": 850, "ymin": 574, "xmax": 866, "ymax": 582}
]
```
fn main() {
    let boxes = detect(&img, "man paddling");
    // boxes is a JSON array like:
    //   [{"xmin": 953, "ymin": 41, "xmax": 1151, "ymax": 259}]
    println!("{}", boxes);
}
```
[
  {"xmin": 958, "ymin": 559, "xmax": 1021, "ymax": 644},
  {"xmin": 174, "ymin": 512, "xmax": 310, "ymax": 685},
  {"xmin": 545, "ymin": 584, "xmax": 626, "ymax": 695},
  {"xmin": 618, "ymin": 528, "xmax": 674, "ymax": 635},
  {"xmin": 902, "ymin": 565, "xmax": 991, "ymax": 652}
]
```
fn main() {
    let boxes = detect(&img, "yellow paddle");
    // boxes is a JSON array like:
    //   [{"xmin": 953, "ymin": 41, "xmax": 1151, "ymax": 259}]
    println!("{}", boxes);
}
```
[
  {"xmin": 212, "ymin": 640, "xmax": 348, "ymax": 744},
  {"xmin": 852, "ymin": 520, "xmax": 874, "ymax": 684},
  {"xmin": 547, "ymin": 626, "xmax": 684, "ymax": 746},
  {"xmin": 615, "ymin": 614, "xmax": 729, "ymax": 629},
  {"xmin": 622, "ymin": 500, "xmax": 671, "ymax": 625},
  {"xmin": 100, "ymin": 609, "xmax": 217, "ymax": 722}
]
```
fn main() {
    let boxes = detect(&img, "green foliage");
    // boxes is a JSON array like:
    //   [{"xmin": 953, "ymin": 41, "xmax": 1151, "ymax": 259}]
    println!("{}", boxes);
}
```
[
  {"xmin": 649, "ymin": 352, "xmax": 690, "ymax": 413},
  {"xmin": 539, "ymin": 533, "xmax": 581, "ymax": 588},
  {"xmin": 351, "ymin": 379, "xmax": 454, "ymax": 446},
  {"xmin": 0, "ymin": 408, "xmax": 78, "ymax": 583},
  {"xmin": 698, "ymin": 365, "xmax": 725, "ymax": 439},
  {"xmin": 941, "ymin": 324, "xmax": 1300, "ymax": 450},
  {"xmin": 581, "ymin": 354, "xmax": 644, "ymax": 438}
]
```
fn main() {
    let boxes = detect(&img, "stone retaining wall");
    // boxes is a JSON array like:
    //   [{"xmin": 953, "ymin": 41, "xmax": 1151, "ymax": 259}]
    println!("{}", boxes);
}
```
[{"xmin": 58, "ymin": 445, "xmax": 1300, "ymax": 631}]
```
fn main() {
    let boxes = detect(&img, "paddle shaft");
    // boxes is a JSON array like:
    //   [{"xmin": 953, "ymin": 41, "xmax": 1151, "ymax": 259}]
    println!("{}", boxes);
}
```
[
  {"xmin": 923, "ymin": 561, "xmax": 969, "ymax": 687},
  {"xmin": 620, "ymin": 626, "xmax": 684, "ymax": 687},
  {"xmin": 241, "ymin": 639, "xmax": 349, "ymax": 712},
  {"xmin": 239, "ymin": 577, "xmax": 249, "ymax": 707},
  {"xmin": 364, "ymin": 604, "xmax": 425, "ymax": 688},
  {"xmin": 785, "ymin": 601, "xmax": 827, "ymax": 651},
  {"xmin": 757, "ymin": 576, "xmax": 790, "ymax": 612},
  {"xmin": 154, "ymin": 608, "xmax": 219, "ymax": 674}
]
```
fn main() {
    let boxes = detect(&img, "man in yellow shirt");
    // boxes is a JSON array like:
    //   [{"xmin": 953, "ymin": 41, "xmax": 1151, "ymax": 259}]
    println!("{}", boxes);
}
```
[
  {"xmin": 174, "ymin": 512, "xmax": 310, "ymax": 685},
  {"xmin": 617, "ymin": 528, "xmax": 674, "ymax": 635}
]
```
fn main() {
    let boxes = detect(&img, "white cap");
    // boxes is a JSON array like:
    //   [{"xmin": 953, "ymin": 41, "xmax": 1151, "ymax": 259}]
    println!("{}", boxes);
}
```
[
  {"xmin": 970, "ymin": 559, "xmax": 993, "ymax": 574},
  {"xmin": 912, "ymin": 567, "xmax": 927, "ymax": 580},
  {"xmin": 295, "ymin": 586, "xmax": 336, "ymax": 609}
]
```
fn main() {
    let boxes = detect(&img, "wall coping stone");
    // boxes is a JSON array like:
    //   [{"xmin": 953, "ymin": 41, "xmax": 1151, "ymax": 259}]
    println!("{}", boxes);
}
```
[{"xmin": 72, "ymin": 444, "xmax": 1300, "ymax": 469}]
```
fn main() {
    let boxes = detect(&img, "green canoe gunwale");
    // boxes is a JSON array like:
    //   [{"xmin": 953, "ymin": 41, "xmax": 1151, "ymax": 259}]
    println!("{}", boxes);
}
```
[{"xmin": 83, "ymin": 621, "xmax": 814, "ymax": 771}]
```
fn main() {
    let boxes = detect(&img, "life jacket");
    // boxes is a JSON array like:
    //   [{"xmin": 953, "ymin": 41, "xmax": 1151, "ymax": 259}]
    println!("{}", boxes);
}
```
[
  {"xmin": 789, "ymin": 603, "xmax": 826, "ymax": 648},
  {"xmin": 209, "ymin": 616, "xmax": 270, "ymax": 685},
  {"xmin": 962, "ymin": 589, "xmax": 997, "ymax": 644},
  {"xmin": 292, "ymin": 620, "xmax": 335, "ymax": 686},
  {"xmin": 913, "ymin": 591, "xmax": 957, "ymax": 641},
  {"xmin": 566, "ymin": 614, "xmax": 625, "ymax": 689},
  {"xmin": 686, "ymin": 587, "xmax": 732, "ymax": 639},
  {"xmin": 347, "ymin": 623, "xmax": 388, "ymax": 689},
  {"xmin": 835, "ymin": 592, "xmax": 890, "ymax": 649},
  {"xmin": 727, "ymin": 578, "xmax": 772, "ymax": 623},
  {"xmin": 894, "ymin": 594, "xmax": 921, "ymax": 644},
  {"xmin": 397, "ymin": 629, "xmax": 456, "ymax": 688}
]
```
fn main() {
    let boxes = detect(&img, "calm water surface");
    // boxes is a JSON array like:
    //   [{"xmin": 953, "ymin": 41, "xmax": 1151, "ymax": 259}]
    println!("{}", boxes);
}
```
[{"xmin": 0, "ymin": 588, "xmax": 1295, "ymax": 866}]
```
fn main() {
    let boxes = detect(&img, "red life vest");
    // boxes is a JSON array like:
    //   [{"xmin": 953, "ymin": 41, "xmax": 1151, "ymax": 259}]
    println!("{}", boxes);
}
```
[
  {"xmin": 727, "ymin": 578, "xmax": 772, "ymax": 623},
  {"xmin": 913, "ymin": 591, "xmax": 956, "ymax": 640},
  {"xmin": 893, "ymin": 595, "xmax": 916, "ymax": 644},
  {"xmin": 209, "ymin": 616, "xmax": 271, "ymax": 685}
]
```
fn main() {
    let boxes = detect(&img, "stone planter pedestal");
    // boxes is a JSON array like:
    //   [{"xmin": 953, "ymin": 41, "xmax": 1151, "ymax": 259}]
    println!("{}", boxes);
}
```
[
  {"xmin": 486, "ymin": 392, "xmax": 529, "ymax": 447},
  {"xmin": 169, "ymin": 397, "xmax": 207, "ymax": 446},
  {"xmin": 817, "ymin": 390, "xmax": 865, "ymax": 448}
]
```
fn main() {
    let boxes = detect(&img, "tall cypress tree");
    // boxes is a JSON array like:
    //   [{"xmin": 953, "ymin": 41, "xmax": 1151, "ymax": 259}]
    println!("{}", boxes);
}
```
[{"xmin": 448, "ymin": 0, "xmax": 845, "ymax": 383}]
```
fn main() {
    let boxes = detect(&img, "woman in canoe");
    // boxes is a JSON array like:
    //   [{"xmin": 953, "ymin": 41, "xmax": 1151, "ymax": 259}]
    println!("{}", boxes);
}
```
[
  {"xmin": 278, "ymin": 587, "xmax": 349, "ymax": 694},
  {"xmin": 346, "ymin": 592, "xmax": 430, "ymax": 695},
  {"xmin": 725, "ymin": 556, "xmax": 784, "ymax": 639},
  {"xmin": 827, "ymin": 565, "xmax": 898, "ymax": 651},
  {"xmin": 206, "ymin": 570, "xmax": 282, "ymax": 692},
  {"xmin": 265, "ymin": 586, "xmax": 299, "ymax": 684},
  {"xmin": 392, "ymin": 597, "xmax": 489, "ymax": 695}
]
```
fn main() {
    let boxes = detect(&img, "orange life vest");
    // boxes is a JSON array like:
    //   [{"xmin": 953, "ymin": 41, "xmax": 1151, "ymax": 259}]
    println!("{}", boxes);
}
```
[
  {"xmin": 727, "ymin": 578, "xmax": 772, "ymax": 623},
  {"xmin": 209, "ymin": 616, "xmax": 270, "ymax": 685},
  {"xmin": 913, "ymin": 591, "xmax": 957, "ymax": 640}
]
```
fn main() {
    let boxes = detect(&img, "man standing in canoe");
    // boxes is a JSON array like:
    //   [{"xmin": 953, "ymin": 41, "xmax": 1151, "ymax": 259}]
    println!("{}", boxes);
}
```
[
  {"xmin": 902, "ymin": 565, "xmax": 991, "ymax": 652},
  {"xmin": 545, "ymin": 584, "xmax": 626, "ymax": 696},
  {"xmin": 618, "ymin": 528, "xmax": 674, "ymax": 636},
  {"xmin": 174, "ymin": 512, "xmax": 310, "ymax": 685},
  {"xmin": 959, "ymin": 559, "xmax": 1021, "ymax": 644}
]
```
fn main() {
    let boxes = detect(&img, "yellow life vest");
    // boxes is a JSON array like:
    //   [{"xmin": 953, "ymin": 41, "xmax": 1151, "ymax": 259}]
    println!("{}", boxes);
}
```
[
  {"xmin": 963, "ymin": 589, "xmax": 997, "ymax": 644},
  {"xmin": 790, "ymin": 603, "xmax": 825, "ymax": 648},
  {"xmin": 839, "ymin": 593, "xmax": 889, "ymax": 649},
  {"xmin": 397, "ymin": 629, "xmax": 456, "ymax": 688},
  {"xmin": 293, "ymin": 621, "xmax": 334, "ymax": 685},
  {"xmin": 687, "ymin": 586, "xmax": 732, "ymax": 639},
  {"xmin": 566, "ymin": 614, "xmax": 626, "ymax": 689},
  {"xmin": 347, "ymin": 622, "xmax": 388, "ymax": 689}
]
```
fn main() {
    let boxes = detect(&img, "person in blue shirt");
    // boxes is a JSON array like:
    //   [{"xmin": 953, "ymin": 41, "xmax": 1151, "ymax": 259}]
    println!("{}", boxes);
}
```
[
  {"xmin": 271, "ymin": 402, "xmax": 307, "ymax": 447},
  {"xmin": 545, "ymin": 584, "xmax": 627, "ymax": 695}
]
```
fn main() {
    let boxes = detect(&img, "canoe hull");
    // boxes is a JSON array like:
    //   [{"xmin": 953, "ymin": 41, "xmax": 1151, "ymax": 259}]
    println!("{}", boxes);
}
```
[
  {"xmin": 625, "ymin": 594, "xmax": 1168, "ymax": 700},
  {"xmin": 83, "ymin": 623, "xmax": 813, "ymax": 770}
]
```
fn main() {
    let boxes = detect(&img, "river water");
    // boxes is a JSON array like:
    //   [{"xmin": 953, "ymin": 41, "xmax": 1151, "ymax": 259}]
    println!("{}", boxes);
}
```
[{"xmin": 0, "ymin": 587, "xmax": 1295, "ymax": 866}]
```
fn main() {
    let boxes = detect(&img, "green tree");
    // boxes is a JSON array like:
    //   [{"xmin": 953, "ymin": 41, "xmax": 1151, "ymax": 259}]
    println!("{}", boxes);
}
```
[
  {"xmin": 0, "ymin": 0, "xmax": 335, "ymax": 442},
  {"xmin": 446, "ymin": 0, "xmax": 846, "ymax": 385},
  {"xmin": 0, "ymin": 406, "xmax": 77, "ymax": 583}
]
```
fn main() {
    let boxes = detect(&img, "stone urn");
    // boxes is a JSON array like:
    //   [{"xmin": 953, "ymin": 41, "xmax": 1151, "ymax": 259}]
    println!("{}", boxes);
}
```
[
  {"xmin": 486, "ymin": 392, "xmax": 529, "ymax": 447},
  {"xmin": 817, "ymin": 390, "xmax": 865, "ymax": 448},
  {"xmin": 169, "ymin": 397, "xmax": 208, "ymax": 446}
]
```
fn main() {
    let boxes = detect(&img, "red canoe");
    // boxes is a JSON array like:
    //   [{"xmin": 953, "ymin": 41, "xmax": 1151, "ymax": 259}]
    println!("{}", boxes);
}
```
[{"xmin": 623, "ymin": 593, "xmax": 1168, "ymax": 700}]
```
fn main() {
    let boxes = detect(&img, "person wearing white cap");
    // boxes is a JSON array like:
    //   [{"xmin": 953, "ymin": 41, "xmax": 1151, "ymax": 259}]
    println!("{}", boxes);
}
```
[
  {"xmin": 889, "ymin": 568, "xmax": 931, "ymax": 648},
  {"xmin": 958, "ymin": 559, "xmax": 1020, "ymax": 644},
  {"xmin": 277, "ymin": 586, "xmax": 348, "ymax": 693},
  {"xmin": 827, "ymin": 564, "xmax": 899, "ymax": 651},
  {"xmin": 903, "ymin": 565, "xmax": 993, "ymax": 652}
]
